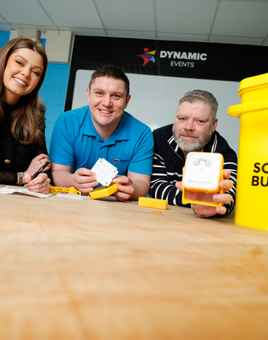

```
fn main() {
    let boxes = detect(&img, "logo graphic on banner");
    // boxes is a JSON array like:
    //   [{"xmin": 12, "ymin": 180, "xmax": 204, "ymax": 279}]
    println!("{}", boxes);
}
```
[{"xmin": 137, "ymin": 48, "xmax": 156, "ymax": 65}]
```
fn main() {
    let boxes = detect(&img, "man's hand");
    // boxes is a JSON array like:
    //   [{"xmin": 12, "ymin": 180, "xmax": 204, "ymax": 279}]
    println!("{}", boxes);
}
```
[
  {"xmin": 176, "ymin": 169, "xmax": 234, "ymax": 218},
  {"xmin": 52, "ymin": 164, "xmax": 97, "ymax": 193},
  {"xmin": 72, "ymin": 168, "xmax": 97, "ymax": 193},
  {"xmin": 112, "ymin": 176, "xmax": 135, "ymax": 202}
]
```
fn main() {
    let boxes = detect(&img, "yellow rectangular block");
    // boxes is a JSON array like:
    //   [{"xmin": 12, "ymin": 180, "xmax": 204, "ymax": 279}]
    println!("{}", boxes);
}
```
[
  {"xmin": 90, "ymin": 184, "xmax": 118, "ymax": 200},
  {"xmin": 138, "ymin": 197, "xmax": 168, "ymax": 210}
]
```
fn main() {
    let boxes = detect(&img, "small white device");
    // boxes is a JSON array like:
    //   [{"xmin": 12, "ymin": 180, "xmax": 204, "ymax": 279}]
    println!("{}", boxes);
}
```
[
  {"xmin": 91, "ymin": 158, "xmax": 118, "ymax": 187},
  {"xmin": 182, "ymin": 152, "xmax": 223, "ymax": 193},
  {"xmin": 182, "ymin": 152, "xmax": 224, "ymax": 207}
]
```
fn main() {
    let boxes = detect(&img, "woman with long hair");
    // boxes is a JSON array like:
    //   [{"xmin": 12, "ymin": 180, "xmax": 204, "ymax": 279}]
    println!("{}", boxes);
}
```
[{"xmin": 0, "ymin": 37, "xmax": 50, "ymax": 193}]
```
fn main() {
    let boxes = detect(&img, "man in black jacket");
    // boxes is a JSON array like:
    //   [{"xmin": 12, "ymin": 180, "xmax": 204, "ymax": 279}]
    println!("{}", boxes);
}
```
[{"xmin": 150, "ymin": 89, "xmax": 237, "ymax": 218}]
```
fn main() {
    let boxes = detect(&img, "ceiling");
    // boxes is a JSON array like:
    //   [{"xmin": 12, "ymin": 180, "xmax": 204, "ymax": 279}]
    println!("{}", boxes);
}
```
[{"xmin": 0, "ymin": 0, "xmax": 268, "ymax": 46}]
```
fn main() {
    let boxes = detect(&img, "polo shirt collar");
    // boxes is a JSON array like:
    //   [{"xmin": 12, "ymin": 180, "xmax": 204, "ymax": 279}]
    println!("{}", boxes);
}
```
[
  {"xmin": 82, "ymin": 107, "xmax": 99, "ymax": 137},
  {"xmin": 111, "ymin": 112, "xmax": 129, "ymax": 141}
]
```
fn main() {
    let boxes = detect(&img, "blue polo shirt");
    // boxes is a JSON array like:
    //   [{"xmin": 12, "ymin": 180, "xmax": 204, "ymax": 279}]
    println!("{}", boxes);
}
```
[{"xmin": 49, "ymin": 106, "xmax": 153, "ymax": 176}]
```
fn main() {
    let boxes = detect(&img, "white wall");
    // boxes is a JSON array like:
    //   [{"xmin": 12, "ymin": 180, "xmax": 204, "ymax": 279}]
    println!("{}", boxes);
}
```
[
  {"xmin": 72, "ymin": 70, "xmax": 241, "ymax": 151},
  {"xmin": 10, "ymin": 29, "xmax": 72, "ymax": 62}
]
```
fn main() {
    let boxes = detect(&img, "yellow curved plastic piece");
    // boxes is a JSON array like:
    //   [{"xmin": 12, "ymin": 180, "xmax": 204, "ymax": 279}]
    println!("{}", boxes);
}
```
[{"xmin": 89, "ymin": 184, "xmax": 118, "ymax": 200}]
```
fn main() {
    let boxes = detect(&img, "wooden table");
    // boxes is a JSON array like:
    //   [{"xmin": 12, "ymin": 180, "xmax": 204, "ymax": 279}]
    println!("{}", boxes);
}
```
[{"xmin": 0, "ymin": 195, "xmax": 268, "ymax": 340}]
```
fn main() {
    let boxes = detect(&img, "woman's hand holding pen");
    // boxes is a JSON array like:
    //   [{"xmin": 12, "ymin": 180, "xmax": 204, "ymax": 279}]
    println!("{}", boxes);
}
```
[
  {"xmin": 24, "ymin": 154, "xmax": 50, "ymax": 179},
  {"xmin": 23, "ymin": 154, "xmax": 51, "ymax": 193},
  {"xmin": 24, "ymin": 173, "xmax": 50, "ymax": 193}
]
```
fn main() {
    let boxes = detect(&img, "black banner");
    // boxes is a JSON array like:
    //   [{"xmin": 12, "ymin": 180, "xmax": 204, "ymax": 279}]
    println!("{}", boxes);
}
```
[{"xmin": 66, "ymin": 35, "xmax": 268, "ymax": 110}]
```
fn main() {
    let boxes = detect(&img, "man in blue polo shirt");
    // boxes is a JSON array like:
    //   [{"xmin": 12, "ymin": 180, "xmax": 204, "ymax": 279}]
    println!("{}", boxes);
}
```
[{"xmin": 50, "ymin": 65, "xmax": 153, "ymax": 201}]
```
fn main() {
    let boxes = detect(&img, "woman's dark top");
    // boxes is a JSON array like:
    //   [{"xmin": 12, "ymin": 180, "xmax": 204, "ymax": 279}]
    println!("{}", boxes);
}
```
[{"xmin": 0, "ymin": 101, "xmax": 47, "ymax": 184}]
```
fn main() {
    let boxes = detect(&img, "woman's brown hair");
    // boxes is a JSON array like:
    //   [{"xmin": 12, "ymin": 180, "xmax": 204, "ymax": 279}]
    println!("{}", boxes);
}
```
[{"xmin": 0, "ymin": 37, "xmax": 48, "ymax": 145}]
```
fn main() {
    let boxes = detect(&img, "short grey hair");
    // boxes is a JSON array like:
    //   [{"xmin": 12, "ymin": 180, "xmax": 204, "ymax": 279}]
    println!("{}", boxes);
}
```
[{"xmin": 179, "ymin": 89, "xmax": 218, "ymax": 119}]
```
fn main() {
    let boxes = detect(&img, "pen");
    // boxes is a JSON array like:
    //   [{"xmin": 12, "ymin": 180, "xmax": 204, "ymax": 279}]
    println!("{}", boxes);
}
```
[{"xmin": 31, "ymin": 161, "xmax": 50, "ymax": 180}]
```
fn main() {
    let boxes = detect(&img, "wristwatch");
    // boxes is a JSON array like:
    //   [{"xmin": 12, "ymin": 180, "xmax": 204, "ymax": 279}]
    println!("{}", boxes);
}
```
[{"xmin": 17, "ymin": 172, "xmax": 25, "ymax": 186}]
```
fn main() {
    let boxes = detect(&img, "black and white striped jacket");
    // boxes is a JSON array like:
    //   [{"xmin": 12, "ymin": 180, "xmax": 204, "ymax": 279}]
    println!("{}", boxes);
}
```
[{"xmin": 150, "ymin": 124, "xmax": 237, "ymax": 215}]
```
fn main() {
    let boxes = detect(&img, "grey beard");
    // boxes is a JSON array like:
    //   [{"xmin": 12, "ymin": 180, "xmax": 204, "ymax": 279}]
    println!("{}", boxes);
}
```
[
  {"xmin": 175, "ymin": 131, "xmax": 214, "ymax": 152},
  {"xmin": 175, "ymin": 137, "xmax": 204, "ymax": 152}
]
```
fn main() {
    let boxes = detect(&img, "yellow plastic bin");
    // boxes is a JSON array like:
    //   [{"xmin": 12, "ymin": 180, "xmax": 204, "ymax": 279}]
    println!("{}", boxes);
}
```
[{"xmin": 228, "ymin": 72, "xmax": 268, "ymax": 230}]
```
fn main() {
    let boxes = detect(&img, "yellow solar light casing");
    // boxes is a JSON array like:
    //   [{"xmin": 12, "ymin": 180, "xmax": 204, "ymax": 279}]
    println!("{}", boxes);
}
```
[
  {"xmin": 182, "ymin": 152, "xmax": 224, "ymax": 207},
  {"xmin": 138, "ymin": 197, "xmax": 168, "ymax": 210},
  {"xmin": 90, "ymin": 184, "xmax": 118, "ymax": 200}
]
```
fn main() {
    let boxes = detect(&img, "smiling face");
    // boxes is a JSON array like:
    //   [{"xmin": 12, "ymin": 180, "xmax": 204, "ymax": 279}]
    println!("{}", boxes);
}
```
[
  {"xmin": 3, "ymin": 47, "xmax": 44, "ymax": 104},
  {"xmin": 173, "ymin": 100, "xmax": 217, "ymax": 153},
  {"xmin": 87, "ymin": 76, "xmax": 130, "ymax": 138}
]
